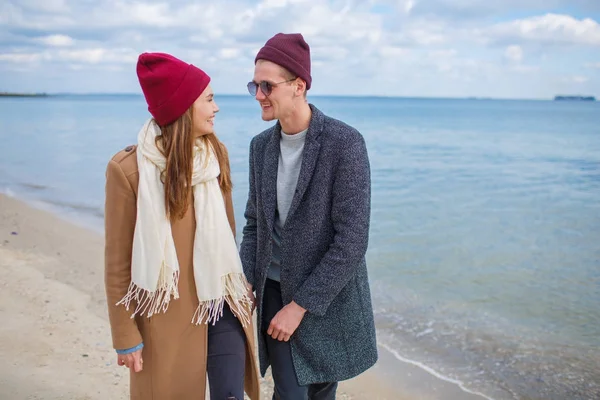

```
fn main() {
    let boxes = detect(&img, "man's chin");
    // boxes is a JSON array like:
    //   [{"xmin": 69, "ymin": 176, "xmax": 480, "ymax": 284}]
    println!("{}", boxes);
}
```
[{"xmin": 261, "ymin": 111, "xmax": 275, "ymax": 121}]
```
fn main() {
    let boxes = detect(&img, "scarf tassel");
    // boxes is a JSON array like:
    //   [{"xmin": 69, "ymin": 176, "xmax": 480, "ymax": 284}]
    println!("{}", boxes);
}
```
[
  {"xmin": 116, "ymin": 269, "xmax": 180, "ymax": 319},
  {"xmin": 191, "ymin": 273, "xmax": 252, "ymax": 327}
]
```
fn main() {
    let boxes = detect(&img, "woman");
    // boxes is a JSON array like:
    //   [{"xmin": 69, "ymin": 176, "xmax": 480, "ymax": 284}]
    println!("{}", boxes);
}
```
[{"xmin": 104, "ymin": 52, "xmax": 259, "ymax": 400}]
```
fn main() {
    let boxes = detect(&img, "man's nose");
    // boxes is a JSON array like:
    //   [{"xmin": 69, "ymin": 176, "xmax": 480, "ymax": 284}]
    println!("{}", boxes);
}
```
[{"xmin": 255, "ymin": 87, "xmax": 266, "ymax": 101}]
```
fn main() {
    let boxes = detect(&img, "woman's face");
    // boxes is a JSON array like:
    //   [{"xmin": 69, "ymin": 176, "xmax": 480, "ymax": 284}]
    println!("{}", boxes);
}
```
[{"xmin": 192, "ymin": 84, "xmax": 219, "ymax": 137}]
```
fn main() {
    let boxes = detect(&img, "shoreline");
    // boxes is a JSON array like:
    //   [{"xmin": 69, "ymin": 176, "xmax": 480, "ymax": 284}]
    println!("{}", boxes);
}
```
[{"xmin": 0, "ymin": 192, "xmax": 492, "ymax": 400}]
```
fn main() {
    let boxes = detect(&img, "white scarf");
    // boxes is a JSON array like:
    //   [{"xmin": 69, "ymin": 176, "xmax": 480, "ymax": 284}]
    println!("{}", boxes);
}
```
[{"xmin": 117, "ymin": 119, "xmax": 251, "ymax": 326}]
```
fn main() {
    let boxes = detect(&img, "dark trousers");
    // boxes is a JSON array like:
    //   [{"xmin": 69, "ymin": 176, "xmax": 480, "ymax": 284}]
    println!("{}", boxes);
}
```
[
  {"xmin": 207, "ymin": 303, "xmax": 246, "ymax": 400},
  {"xmin": 263, "ymin": 279, "xmax": 338, "ymax": 400}
]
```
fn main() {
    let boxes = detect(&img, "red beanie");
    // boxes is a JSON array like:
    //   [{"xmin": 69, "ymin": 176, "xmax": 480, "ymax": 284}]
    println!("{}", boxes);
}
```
[
  {"xmin": 136, "ymin": 52, "xmax": 210, "ymax": 126},
  {"xmin": 255, "ymin": 33, "xmax": 312, "ymax": 90}
]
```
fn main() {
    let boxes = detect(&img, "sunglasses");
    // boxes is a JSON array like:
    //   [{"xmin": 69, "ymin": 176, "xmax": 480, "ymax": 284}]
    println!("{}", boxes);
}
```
[{"xmin": 247, "ymin": 78, "xmax": 297, "ymax": 96}]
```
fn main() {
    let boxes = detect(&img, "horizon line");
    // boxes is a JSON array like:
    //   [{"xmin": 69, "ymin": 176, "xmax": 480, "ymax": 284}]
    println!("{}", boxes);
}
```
[
  {"xmin": 0, "ymin": 92, "xmax": 576, "ymax": 101},
  {"xmin": 1, "ymin": 91, "xmax": 597, "ymax": 102}
]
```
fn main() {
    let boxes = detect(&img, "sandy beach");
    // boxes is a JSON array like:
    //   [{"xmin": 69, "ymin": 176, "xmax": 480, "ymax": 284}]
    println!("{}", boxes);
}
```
[{"xmin": 0, "ymin": 193, "xmax": 490, "ymax": 400}]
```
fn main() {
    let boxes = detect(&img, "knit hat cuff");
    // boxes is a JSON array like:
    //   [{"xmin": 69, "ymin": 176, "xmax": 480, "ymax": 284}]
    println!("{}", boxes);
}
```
[
  {"xmin": 148, "ymin": 64, "xmax": 210, "ymax": 126},
  {"xmin": 256, "ymin": 46, "xmax": 312, "ymax": 90}
]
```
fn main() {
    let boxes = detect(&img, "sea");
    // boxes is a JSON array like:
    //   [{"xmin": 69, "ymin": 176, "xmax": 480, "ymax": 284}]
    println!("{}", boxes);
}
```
[{"xmin": 1, "ymin": 94, "xmax": 599, "ymax": 400}]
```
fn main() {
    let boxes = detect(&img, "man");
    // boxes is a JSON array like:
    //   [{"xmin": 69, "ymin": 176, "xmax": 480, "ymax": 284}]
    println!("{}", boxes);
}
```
[{"xmin": 240, "ymin": 33, "xmax": 378, "ymax": 400}]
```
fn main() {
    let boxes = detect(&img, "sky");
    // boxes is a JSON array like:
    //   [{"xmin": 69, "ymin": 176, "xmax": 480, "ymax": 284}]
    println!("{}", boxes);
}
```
[{"xmin": 1, "ymin": 0, "xmax": 599, "ymax": 99}]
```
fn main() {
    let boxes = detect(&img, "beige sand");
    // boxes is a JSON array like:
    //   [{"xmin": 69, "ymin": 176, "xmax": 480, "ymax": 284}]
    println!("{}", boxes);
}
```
[{"xmin": 0, "ymin": 193, "xmax": 488, "ymax": 400}]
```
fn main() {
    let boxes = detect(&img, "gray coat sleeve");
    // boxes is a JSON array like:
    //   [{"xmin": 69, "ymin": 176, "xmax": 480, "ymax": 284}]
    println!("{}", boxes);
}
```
[
  {"xmin": 240, "ymin": 138, "xmax": 258, "ymax": 288},
  {"xmin": 293, "ymin": 135, "xmax": 371, "ymax": 316}
]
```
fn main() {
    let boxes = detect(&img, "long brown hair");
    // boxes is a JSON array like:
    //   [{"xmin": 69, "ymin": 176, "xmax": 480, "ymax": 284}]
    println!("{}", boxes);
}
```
[{"xmin": 155, "ymin": 105, "xmax": 232, "ymax": 222}]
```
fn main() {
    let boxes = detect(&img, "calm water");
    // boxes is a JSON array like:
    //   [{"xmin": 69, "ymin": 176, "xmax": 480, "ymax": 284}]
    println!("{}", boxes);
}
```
[{"xmin": 1, "ymin": 95, "xmax": 599, "ymax": 399}]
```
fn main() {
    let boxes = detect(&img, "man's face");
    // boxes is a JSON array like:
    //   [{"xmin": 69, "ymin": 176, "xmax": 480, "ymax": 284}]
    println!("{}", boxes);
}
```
[{"xmin": 252, "ymin": 60, "xmax": 297, "ymax": 122}]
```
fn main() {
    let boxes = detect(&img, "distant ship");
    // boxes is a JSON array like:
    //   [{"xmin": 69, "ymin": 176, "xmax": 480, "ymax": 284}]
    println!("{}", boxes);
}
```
[{"xmin": 554, "ymin": 95, "xmax": 596, "ymax": 101}]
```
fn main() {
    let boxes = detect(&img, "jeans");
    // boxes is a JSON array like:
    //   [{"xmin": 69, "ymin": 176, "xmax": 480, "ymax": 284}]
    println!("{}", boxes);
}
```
[
  {"xmin": 207, "ymin": 303, "xmax": 246, "ymax": 400},
  {"xmin": 262, "ymin": 279, "xmax": 338, "ymax": 400}
]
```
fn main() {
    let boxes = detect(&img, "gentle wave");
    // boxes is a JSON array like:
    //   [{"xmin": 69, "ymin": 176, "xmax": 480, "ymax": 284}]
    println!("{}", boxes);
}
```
[{"xmin": 379, "ymin": 341, "xmax": 497, "ymax": 400}]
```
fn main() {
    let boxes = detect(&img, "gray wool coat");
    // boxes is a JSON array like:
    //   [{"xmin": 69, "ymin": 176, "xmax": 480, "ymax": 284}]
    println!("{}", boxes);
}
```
[{"xmin": 240, "ymin": 104, "xmax": 378, "ymax": 385}]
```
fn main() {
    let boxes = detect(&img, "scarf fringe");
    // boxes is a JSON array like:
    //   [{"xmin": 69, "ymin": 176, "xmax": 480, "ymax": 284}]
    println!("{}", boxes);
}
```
[
  {"xmin": 116, "ymin": 269, "xmax": 180, "ymax": 319},
  {"xmin": 191, "ymin": 273, "xmax": 252, "ymax": 327}
]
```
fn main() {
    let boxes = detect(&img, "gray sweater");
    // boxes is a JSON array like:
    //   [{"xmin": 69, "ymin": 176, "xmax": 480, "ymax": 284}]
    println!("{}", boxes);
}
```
[{"xmin": 267, "ymin": 128, "xmax": 308, "ymax": 282}]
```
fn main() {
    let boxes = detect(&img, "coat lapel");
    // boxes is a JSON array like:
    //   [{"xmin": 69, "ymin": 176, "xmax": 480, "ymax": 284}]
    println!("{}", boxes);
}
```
[
  {"xmin": 285, "ymin": 106, "xmax": 324, "ymax": 224},
  {"xmin": 261, "ymin": 127, "xmax": 280, "ymax": 232}
]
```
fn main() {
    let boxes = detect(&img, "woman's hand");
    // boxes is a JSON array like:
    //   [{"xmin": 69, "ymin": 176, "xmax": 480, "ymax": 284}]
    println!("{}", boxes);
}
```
[
  {"xmin": 117, "ymin": 349, "xmax": 143, "ymax": 372},
  {"xmin": 247, "ymin": 284, "xmax": 256, "ymax": 313}
]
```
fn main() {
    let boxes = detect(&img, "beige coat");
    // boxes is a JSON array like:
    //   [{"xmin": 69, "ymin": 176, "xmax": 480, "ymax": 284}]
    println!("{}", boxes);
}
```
[{"xmin": 104, "ymin": 145, "xmax": 259, "ymax": 400}]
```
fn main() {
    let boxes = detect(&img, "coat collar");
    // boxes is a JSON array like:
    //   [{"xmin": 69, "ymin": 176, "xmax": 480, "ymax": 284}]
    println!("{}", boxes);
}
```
[{"xmin": 261, "ymin": 104, "xmax": 324, "ymax": 231}]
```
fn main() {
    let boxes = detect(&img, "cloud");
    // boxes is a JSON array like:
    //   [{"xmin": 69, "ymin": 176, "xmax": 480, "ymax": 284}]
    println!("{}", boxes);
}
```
[
  {"xmin": 18, "ymin": 0, "xmax": 70, "ymax": 13},
  {"xmin": 400, "ymin": 0, "xmax": 416, "ymax": 14},
  {"xmin": 402, "ymin": 27, "xmax": 448, "ymax": 46},
  {"xmin": 218, "ymin": 48, "xmax": 242, "ymax": 60},
  {"xmin": 566, "ymin": 75, "xmax": 590, "ymax": 83},
  {"xmin": 483, "ymin": 14, "xmax": 600, "ymax": 47},
  {"xmin": 38, "ymin": 34, "xmax": 74, "ymax": 47},
  {"xmin": 585, "ymin": 62, "xmax": 600, "ymax": 69},
  {"xmin": 401, "ymin": 0, "xmax": 600, "ymax": 21},
  {"xmin": 504, "ymin": 45, "xmax": 524, "ymax": 62},
  {"xmin": 510, "ymin": 65, "xmax": 540, "ymax": 73},
  {"xmin": 0, "ymin": 47, "xmax": 136, "ymax": 65},
  {"xmin": 55, "ymin": 48, "xmax": 137, "ymax": 64},
  {"xmin": 0, "ymin": 52, "xmax": 44, "ymax": 63}
]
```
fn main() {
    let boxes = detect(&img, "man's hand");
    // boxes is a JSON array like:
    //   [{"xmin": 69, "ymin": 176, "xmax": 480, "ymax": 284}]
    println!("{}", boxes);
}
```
[
  {"xmin": 268, "ymin": 301, "xmax": 306, "ymax": 342},
  {"xmin": 117, "ymin": 349, "xmax": 143, "ymax": 372}
]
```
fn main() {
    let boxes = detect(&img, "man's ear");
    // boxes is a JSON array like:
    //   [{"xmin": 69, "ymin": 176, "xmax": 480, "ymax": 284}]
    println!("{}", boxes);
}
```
[{"xmin": 294, "ymin": 79, "xmax": 306, "ymax": 97}]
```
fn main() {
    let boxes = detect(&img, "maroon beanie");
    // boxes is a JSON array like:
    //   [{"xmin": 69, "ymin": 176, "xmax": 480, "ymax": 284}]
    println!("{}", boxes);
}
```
[
  {"xmin": 136, "ymin": 52, "xmax": 210, "ymax": 126},
  {"xmin": 255, "ymin": 33, "xmax": 312, "ymax": 90}
]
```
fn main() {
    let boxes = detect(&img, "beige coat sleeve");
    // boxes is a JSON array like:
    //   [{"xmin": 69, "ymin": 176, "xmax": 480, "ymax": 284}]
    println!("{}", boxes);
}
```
[{"xmin": 104, "ymin": 159, "xmax": 143, "ymax": 350}]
